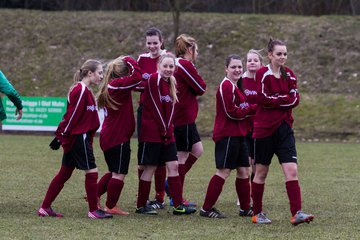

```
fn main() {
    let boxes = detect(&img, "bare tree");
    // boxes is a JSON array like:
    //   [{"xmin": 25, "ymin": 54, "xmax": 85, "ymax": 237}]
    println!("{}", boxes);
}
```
[
  {"xmin": 349, "ymin": 0, "xmax": 359, "ymax": 15},
  {"xmin": 167, "ymin": 0, "xmax": 180, "ymax": 43}
]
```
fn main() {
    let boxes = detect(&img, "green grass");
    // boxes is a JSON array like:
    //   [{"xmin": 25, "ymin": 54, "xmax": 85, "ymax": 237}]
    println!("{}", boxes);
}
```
[
  {"xmin": 0, "ymin": 134, "xmax": 359, "ymax": 239},
  {"xmin": 0, "ymin": 10, "xmax": 359, "ymax": 140}
]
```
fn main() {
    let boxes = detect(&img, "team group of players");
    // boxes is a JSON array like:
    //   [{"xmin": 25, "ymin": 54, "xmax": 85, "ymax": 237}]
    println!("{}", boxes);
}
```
[{"xmin": 38, "ymin": 27, "xmax": 314, "ymax": 225}]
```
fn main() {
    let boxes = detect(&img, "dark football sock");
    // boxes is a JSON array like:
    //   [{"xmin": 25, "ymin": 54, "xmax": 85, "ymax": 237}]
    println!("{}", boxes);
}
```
[
  {"xmin": 167, "ymin": 176, "xmax": 183, "ymax": 208},
  {"xmin": 235, "ymin": 177, "xmax": 251, "ymax": 210},
  {"xmin": 154, "ymin": 166, "xmax": 166, "ymax": 202},
  {"xmin": 85, "ymin": 172, "xmax": 98, "ymax": 212},
  {"xmin": 202, "ymin": 175, "xmax": 225, "ymax": 211},
  {"xmin": 136, "ymin": 180, "xmax": 151, "ymax": 208},
  {"xmin": 106, "ymin": 178, "xmax": 124, "ymax": 209},
  {"xmin": 286, "ymin": 180, "xmax": 302, "ymax": 216},
  {"xmin": 41, "ymin": 165, "xmax": 74, "ymax": 209},
  {"xmin": 251, "ymin": 182, "xmax": 265, "ymax": 215},
  {"xmin": 97, "ymin": 172, "xmax": 112, "ymax": 198},
  {"xmin": 184, "ymin": 153, "xmax": 198, "ymax": 174}
]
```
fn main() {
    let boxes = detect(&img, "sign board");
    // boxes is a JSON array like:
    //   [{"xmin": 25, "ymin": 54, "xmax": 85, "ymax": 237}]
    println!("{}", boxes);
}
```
[
  {"xmin": 2, "ymin": 96, "xmax": 105, "ymax": 132},
  {"xmin": 2, "ymin": 96, "xmax": 67, "ymax": 131}
]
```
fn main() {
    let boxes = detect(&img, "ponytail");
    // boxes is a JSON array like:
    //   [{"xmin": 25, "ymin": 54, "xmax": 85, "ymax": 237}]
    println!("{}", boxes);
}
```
[
  {"xmin": 175, "ymin": 34, "xmax": 197, "ymax": 63},
  {"xmin": 97, "ymin": 56, "xmax": 128, "ymax": 110},
  {"xmin": 169, "ymin": 75, "xmax": 178, "ymax": 104},
  {"xmin": 280, "ymin": 66, "xmax": 287, "ymax": 80},
  {"xmin": 237, "ymin": 77, "xmax": 243, "ymax": 92}
]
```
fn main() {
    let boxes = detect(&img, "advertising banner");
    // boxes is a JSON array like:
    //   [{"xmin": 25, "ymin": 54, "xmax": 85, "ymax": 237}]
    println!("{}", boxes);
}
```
[{"xmin": 2, "ymin": 96, "xmax": 67, "ymax": 131}]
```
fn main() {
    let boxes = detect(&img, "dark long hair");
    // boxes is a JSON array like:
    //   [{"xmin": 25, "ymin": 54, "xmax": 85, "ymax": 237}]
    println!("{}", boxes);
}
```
[{"xmin": 267, "ymin": 38, "xmax": 287, "ymax": 80}]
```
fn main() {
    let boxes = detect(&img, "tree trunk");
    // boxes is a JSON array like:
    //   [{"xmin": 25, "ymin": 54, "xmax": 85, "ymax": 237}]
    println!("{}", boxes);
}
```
[
  {"xmin": 349, "ymin": 0, "xmax": 357, "ymax": 15},
  {"xmin": 168, "ymin": 0, "xmax": 181, "ymax": 44}
]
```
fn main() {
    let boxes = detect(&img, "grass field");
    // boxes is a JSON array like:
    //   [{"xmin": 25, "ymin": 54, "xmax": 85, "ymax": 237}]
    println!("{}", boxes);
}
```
[{"xmin": 0, "ymin": 134, "xmax": 359, "ymax": 239}]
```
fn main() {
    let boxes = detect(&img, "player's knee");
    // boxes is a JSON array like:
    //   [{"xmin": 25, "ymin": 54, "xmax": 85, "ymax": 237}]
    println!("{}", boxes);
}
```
[
  {"xmin": 237, "ymin": 167, "xmax": 250, "ymax": 178},
  {"xmin": 216, "ymin": 169, "xmax": 231, "ymax": 179},
  {"xmin": 191, "ymin": 142, "xmax": 203, "ymax": 157}
]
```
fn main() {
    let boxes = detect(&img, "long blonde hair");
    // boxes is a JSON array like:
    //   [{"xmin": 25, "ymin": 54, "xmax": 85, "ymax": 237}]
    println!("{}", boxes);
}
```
[
  {"xmin": 175, "ymin": 34, "xmax": 197, "ymax": 63},
  {"xmin": 97, "ymin": 56, "xmax": 129, "ymax": 110},
  {"xmin": 158, "ymin": 53, "xmax": 178, "ymax": 104}
]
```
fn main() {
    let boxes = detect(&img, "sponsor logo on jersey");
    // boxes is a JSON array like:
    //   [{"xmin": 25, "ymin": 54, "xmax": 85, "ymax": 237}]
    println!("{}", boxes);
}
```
[
  {"xmin": 239, "ymin": 102, "xmax": 249, "ymax": 109},
  {"xmin": 142, "ymin": 73, "xmax": 150, "ymax": 80},
  {"xmin": 244, "ymin": 89, "xmax": 257, "ymax": 96},
  {"xmin": 160, "ymin": 95, "xmax": 172, "ymax": 103},
  {"xmin": 87, "ymin": 105, "xmax": 97, "ymax": 111}
]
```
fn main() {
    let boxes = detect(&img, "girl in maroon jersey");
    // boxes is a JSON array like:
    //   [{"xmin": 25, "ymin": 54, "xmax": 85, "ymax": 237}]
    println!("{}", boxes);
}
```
[
  {"xmin": 200, "ymin": 54, "xmax": 256, "ymax": 218},
  {"xmin": 251, "ymin": 38, "xmax": 314, "ymax": 225},
  {"xmin": 96, "ymin": 56, "xmax": 142, "ymax": 216},
  {"xmin": 242, "ymin": 49, "xmax": 264, "ymax": 180},
  {"xmin": 136, "ymin": 27, "xmax": 168, "ymax": 209},
  {"xmin": 38, "ymin": 60, "xmax": 112, "ymax": 219},
  {"xmin": 236, "ymin": 49, "xmax": 264, "ymax": 208},
  {"xmin": 136, "ymin": 53, "xmax": 196, "ymax": 215},
  {"xmin": 171, "ymin": 34, "xmax": 206, "ymax": 207}
]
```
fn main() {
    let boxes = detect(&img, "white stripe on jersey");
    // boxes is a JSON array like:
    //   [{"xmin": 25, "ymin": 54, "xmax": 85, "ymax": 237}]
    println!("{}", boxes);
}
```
[
  {"xmin": 175, "ymin": 58, "xmax": 205, "ymax": 93},
  {"xmin": 260, "ymin": 65, "xmax": 298, "ymax": 107},
  {"xmin": 108, "ymin": 81, "xmax": 141, "ymax": 90},
  {"xmin": 64, "ymin": 82, "xmax": 86, "ymax": 134},
  {"xmin": 137, "ymin": 50, "xmax": 167, "ymax": 61},
  {"xmin": 149, "ymin": 75, "xmax": 166, "ymax": 130},
  {"xmin": 137, "ymin": 52, "xmax": 151, "ymax": 61},
  {"xmin": 219, "ymin": 78, "xmax": 246, "ymax": 120}
]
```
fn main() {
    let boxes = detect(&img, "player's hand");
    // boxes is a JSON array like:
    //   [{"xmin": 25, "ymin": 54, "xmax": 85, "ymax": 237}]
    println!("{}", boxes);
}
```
[
  {"xmin": 161, "ymin": 132, "xmax": 171, "ymax": 145},
  {"xmin": 249, "ymin": 104, "xmax": 257, "ymax": 114},
  {"xmin": 49, "ymin": 137, "xmax": 61, "ymax": 150},
  {"xmin": 123, "ymin": 56, "xmax": 135, "ymax": 64},
  {"xmin": 15, "ymin": 109, "xmax": 22, "ymax": 120}
]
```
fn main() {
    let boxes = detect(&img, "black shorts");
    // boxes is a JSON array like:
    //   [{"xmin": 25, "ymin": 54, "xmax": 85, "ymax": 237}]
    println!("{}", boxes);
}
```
[
  {"xmin": 215, "ymin": 136, "xmax": 250, "ymax": 170},
  {"xmin": 138, "ymin": 142, "xmax": 178, "ymax": 166},
  {"xmin": 245, "ymin": 131, "xmax": 255, "ymax": 159},
  {"xmin": 62, "ymin": 133, "xmax": 97, "ymax": 170},
  {"xmin": 136, "ymin": 104, "xmax": 143, "ymax": 142},
  {"xmin": 174, "ymin": 123, "xmax": 201, "ymax": 152},
  {"xmin": 103, "ymin": 141, "xmax": 131, "ymax": 174},
  {"xmin": 254, "ymin": 122, "xmax": 297, "ymax": 166}
]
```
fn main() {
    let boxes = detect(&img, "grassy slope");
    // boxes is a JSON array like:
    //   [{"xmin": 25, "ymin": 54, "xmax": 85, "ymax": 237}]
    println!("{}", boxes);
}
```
[
  {"xmin": 0, "ymin": 135, "xmax": 359, "ymax": 239},
  {"xmin": 0, "ymin": 10, "xmax": 359, "ymax": 140}
]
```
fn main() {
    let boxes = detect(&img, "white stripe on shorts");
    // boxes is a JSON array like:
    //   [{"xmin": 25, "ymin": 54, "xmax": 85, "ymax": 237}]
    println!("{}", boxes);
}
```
[
  {"xmin": 140, "ymin": 142, "xmax": 146, "ymax": 165},
  {"xmin": 118, "ymin": 143, "xmax": 123, "ymax": 173},
  {"xmin": 83, "ymin": 133, "xmax": 90, "ymax": 169},
  {"xmin": 223, "ymin": 137, "xmax": 231, "ymax": 168}
]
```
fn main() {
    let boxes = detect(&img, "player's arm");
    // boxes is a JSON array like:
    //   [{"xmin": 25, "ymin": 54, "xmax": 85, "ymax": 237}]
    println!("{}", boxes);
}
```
[
  {"xmin": 147, "ymin": 75, "xmax": 168, "ymax": 137},
  {"xmin": 55, "ymin": 84, "xmax": 86, "ymax": 142},
  {"xmin": 0, "ymin": 71, "xmax": 23, "ymax": 119},
  {"xmin": 177, "ymin": 59, "xmax": 206, "ymax": 96},
  {"xmin": 220, "ymin": 81, "xmax": 256, "ymax": 120},
  {"xmin": 109, "ymin": 57, "xmax": 142, "ymax": 90}
]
